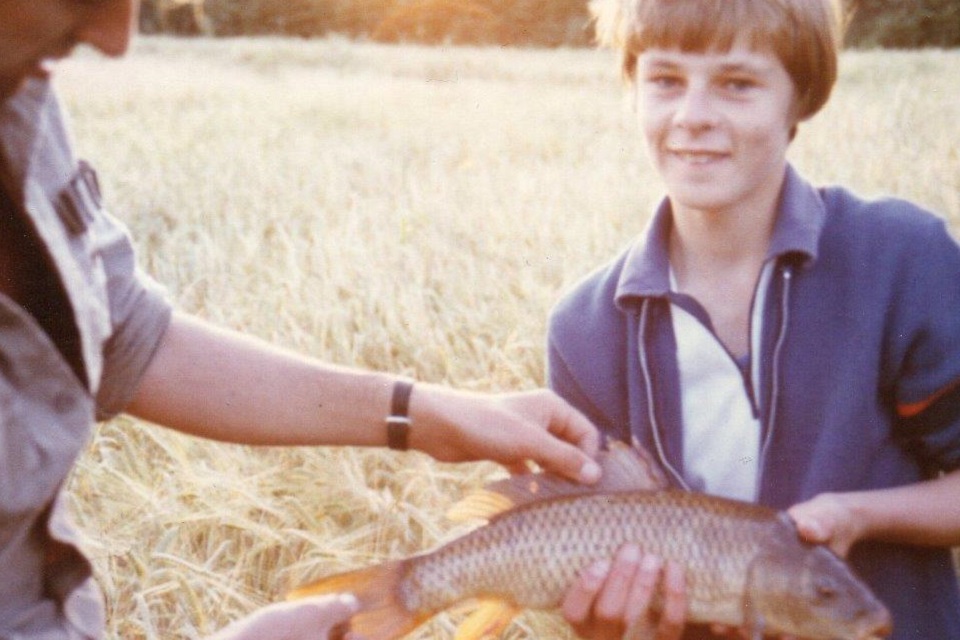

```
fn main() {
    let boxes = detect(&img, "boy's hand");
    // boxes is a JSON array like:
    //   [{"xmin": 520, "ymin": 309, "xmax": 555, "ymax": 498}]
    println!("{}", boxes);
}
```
[{"xmin": 561, "ymin": 544, "xmax": 686, "ymax": 640}]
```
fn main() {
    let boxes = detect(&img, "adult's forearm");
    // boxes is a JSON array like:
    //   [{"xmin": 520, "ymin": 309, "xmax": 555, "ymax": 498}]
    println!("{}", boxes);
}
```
[
  {"xmin": 124, "ymin": 312, "xmax": 603, "ymax": 484},
  {"xmin": 127, "ymin": 311, "xmax": 396, "ymax": 446}
]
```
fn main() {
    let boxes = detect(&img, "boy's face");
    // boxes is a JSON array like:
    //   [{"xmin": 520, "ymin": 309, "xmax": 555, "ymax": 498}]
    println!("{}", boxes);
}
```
[
  {"xmin": 635, "ymin": 43, "xmax": 798, "ymax": 216},
  {"xmin": 0, "ymin": 0, "xmax": 137, "ymax": 102}
]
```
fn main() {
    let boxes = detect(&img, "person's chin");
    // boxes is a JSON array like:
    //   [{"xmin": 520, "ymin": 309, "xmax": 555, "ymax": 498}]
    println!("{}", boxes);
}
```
[
  {"xmin": 0, "ymin": 66, "xmax": 51, "ymax": 102},
  {"xmin": 0, "ymin": 74, "xmax": 29, "ymax": 102}
]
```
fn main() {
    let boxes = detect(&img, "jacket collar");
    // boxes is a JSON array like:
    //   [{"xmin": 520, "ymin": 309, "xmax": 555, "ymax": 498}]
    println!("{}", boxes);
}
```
[
  {"xmin": 0, "ymin": 77, "xmax": 74, "ymax": 202},
  {"xmin": 615, "ymin": 164, "xmax": 826, "ymax": 310}
]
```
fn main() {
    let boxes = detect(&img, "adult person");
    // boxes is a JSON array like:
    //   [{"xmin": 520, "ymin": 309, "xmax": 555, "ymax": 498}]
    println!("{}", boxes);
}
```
[
  {"xmin": 0, "ymin": 2, "xmax": 603, "ymax": 638},
  {"xmin": 547, "ymin": 0, "xmax": 960, "ymax": 638}
]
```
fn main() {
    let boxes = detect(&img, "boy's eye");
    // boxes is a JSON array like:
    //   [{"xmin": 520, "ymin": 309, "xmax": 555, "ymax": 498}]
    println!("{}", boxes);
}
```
[
  {"xmin": 647, "ymin": 74, "xmax": 682, "ymax": 89},
  {"xmin": 723, "ymin": 78, "xmax": 757, "ymax": 92}
]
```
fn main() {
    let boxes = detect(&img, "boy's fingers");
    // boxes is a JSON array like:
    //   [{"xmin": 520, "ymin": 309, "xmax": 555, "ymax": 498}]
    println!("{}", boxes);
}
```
[
  {"xmin": 657, "ymin": 562, "xmax": 687, "ymax": 640},
  {"xmin": 562, "ymin": 560, "xmax": 611, "ymax": 624},
  {"xmin": 593, "ymin": 545, "xmax": 642, "ymax": 621},
  {"xmin": 623, "ymin": 553, "xmax": 664, "ymax": 625}
]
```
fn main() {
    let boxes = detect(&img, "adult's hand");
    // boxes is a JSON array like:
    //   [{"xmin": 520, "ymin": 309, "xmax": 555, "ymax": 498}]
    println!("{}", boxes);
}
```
[
  {"xmin": 207, "ymin": 594, "xmax": 359, "ymax": 640},
  {"xmin": 409, "ymin": 385, "xmax": 602, "ymax": 484}
]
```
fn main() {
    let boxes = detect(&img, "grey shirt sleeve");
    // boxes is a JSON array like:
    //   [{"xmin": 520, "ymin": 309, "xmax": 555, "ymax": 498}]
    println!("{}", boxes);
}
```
[{"xmin": 93, "ymin": 208, "xmax": 173, "ymax": 421}]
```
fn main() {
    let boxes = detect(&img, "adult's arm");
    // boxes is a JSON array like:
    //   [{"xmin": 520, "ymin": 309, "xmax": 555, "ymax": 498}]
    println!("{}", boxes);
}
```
[{"xmin": 126, "ymin": 312, "xmax": 602, "ymax": 483}]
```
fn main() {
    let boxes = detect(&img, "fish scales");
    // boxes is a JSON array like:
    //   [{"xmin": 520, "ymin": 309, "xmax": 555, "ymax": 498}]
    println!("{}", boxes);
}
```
[{"xmin": 401, "ymin": 490, "xmax": 776, "ymax": 624}]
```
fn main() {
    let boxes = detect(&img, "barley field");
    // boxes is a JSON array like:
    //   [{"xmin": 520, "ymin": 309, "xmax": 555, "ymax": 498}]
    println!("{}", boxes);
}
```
[{"xmin": 56, "ymin": 37, "xmax": 960, "ymax": 639}]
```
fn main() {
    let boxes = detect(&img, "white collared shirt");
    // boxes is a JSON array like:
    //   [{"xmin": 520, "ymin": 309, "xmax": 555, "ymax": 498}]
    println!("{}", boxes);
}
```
[{"xmin": 670, "ymin": 263, "xmax": 774, "ymax": 501}]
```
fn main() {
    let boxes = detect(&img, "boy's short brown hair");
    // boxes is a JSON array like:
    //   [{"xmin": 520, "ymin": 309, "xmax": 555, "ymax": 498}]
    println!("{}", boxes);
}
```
[{"xmin": 591, "ymin": 0, "xmax": 846, "ymax": 121}]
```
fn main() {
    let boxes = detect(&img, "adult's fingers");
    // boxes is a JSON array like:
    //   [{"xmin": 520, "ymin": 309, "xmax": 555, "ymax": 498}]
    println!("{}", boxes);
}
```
[
  {"xmin": 299, "ymin": 594, "xmax": 362, "ymax": 636},
  {"xmin": 531, "ymin": 435, "xmax": 602, "ymax": 484},
  {"xmin": 207, "ymin": 594, "xmax": 359, "ymax": 640},
  {"xmin": 542, "ymin": 391, "xmax": 602, "ymax": 459},
  {"xmin": 510, "ymin": 391, "xmax": 601, "ymax": 484}
]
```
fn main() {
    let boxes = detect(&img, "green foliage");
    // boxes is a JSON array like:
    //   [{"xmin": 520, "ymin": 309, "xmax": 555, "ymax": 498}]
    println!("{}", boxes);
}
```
[
  {"xmin": 371, "ymin": 0, "xmax": 592, "ymax": 46},
  {"xmin": 202, "ymin": 0, "xmax": 335, "ymax": 36},
  {"xmin": 496, "ymin": 0, "xmax": 594, "ymax": 47},
  {"xmin": 139, "ymin": 0, "xmax": 591, "ymax": 45},
  {"xmin": 845, "ymin": 0, "xmax": 960, "ymax": 48},
  {"xmin": 139, "ymin": 0, "xmax": 960, "ymax": 48}
]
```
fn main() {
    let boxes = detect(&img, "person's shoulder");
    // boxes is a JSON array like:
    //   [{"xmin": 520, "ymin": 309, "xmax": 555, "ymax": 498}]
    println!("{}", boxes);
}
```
[
  {"xmin": 547, "ymin": 244, "xmax": 638, "ymax": 365},
  {"xmin": 550, "ymin": 245, "xmax": 632, "ymax": 328},
  {"xmin": 817, "ymin": 184, "xmax": 959, "ymax": 282},
  {"xmin": 819, "ymin": 184, "xmax": 948, "ymax": 239}
]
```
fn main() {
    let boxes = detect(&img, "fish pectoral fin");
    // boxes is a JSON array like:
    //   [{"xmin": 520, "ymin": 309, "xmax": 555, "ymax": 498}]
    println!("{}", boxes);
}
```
[
  {"xmin": 453, "ymin": 599, "xmax": 520, "ymax": 640},
  {"xmin": 446, "ymin": 490, "xmax": 517, "ymax": 522}
]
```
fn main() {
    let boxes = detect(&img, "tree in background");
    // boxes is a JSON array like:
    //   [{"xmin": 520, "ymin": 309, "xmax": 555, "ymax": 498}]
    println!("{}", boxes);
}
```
[
  {"xmin": 845, "ymin": 0, "xmax": 960, "ymax": 48},
  {"xmin": 373, "ymin": 0, "xmax": 503, "ymax": 45},
  {"xmin": 371, "ymin": 0, "xmax": 591, "ymax": 46},
  {"xmin": 140, "ymin": 0, "xmax": 213, "ymax": 35},
  {"xmin": 140, "ymin": 0, "xmax": 960, "ymax": 48}
]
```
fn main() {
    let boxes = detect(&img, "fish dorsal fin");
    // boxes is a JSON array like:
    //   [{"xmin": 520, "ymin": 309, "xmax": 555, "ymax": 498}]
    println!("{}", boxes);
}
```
[
  {"xmin": 447, "ymin": 440, "xmax": 668, "ymax": 522},
  {"xmin": 453, "ymin": 599, "xmax": 521, "ymax": 640}
]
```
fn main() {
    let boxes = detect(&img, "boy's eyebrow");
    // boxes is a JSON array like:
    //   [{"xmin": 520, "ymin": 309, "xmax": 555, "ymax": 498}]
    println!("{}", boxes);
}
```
[
  {"xmin": 640, "ymin": 54, "xmax": 775, "ymax": 77},
  {"xmin": 639, "ymin": 54, "xmax": 681, "ymax": 69},
  {"xmin": 714, "ymin": 60, "xmax": 775, "ymax": 76}
]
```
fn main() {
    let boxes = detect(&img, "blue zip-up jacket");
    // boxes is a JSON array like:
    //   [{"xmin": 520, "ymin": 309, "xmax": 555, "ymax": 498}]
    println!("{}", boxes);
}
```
[{"xmin": 547, "ymin": 166, "xmax": 960, "ymax": 639}]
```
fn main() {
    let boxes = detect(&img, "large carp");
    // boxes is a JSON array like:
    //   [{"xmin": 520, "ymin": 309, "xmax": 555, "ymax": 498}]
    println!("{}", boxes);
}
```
[{"xmin": 289, "ymin": 443, "xmax": 892, "ymax": 640}]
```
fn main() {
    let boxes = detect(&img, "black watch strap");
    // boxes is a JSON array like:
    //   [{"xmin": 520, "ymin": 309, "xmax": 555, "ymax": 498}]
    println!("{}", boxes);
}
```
[{"xmin": 386, "ymin": 379, "xmax": 414, "ymax": 450}]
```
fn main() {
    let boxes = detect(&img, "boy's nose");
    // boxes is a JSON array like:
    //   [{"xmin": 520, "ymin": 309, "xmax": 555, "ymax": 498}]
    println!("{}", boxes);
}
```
[
  {"xmin": 673, "ymin": 87, "xmax": 719, "ymax": 131},
  {"xmin": 75, "ymin": 0, "xmax": 138, "ymax": 57}
]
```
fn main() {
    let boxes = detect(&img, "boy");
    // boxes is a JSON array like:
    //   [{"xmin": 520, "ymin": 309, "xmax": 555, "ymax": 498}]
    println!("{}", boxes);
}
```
[{"xmin": 548, "ymin": 1, "xmax": 960, "ymax": 638}]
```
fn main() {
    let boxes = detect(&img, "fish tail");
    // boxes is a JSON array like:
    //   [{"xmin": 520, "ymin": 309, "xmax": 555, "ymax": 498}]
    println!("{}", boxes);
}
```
[{"xmin": 288, "ymin": 560, "xmax": 427, "ymax": 640}]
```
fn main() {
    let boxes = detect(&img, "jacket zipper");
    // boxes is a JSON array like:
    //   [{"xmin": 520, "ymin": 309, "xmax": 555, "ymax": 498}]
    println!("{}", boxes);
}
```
[
  {"xmin": 637, "ymin": 263, "xmax": 794, "ymax": 498},
  {"xmin": 637, "ymin": 298, "xmax": 691, "ymax": 490},
  {"xmin": 755, "ymin": 265, "xmax": 793, "ymax": 499}
]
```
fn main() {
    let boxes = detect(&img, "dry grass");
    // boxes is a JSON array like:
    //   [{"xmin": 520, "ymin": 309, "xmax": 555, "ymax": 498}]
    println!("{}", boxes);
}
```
[{"xmin": 56, "ymin": 37, "xmax": 960, "ymax": 639}]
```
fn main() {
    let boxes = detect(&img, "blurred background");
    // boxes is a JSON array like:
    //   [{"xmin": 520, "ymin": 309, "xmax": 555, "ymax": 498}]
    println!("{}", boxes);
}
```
[{"xmin": 138, "ymin": 0, "xmax": 960, "ymax": 49}]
